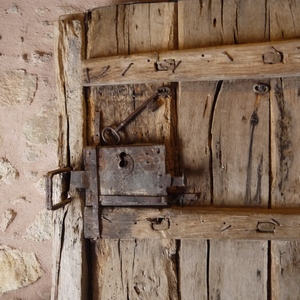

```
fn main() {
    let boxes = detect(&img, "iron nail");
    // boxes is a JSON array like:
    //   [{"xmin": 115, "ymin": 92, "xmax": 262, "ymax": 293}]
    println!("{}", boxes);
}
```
[
  {"xmin": 172, "ymin": 60, "xmax": 182, "ymax": 73},
  {"xmin": 122, "ymin": 62, "xmax": 134, "ymax": 76},
  {"xmin": 97, "ymin": 65, "xmax": 110, "ymax": 79}
]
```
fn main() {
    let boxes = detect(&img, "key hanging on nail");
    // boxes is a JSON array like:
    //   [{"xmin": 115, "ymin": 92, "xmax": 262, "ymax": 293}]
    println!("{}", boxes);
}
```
[{"xmin": 101, "ymin": 86, "xmax": 171, "ymax": 145}]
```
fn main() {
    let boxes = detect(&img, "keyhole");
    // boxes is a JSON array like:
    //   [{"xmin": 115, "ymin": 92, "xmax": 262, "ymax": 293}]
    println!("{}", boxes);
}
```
[{"xmin": 119, "ymin": 152, "xmax": 128, "ymax": 168}]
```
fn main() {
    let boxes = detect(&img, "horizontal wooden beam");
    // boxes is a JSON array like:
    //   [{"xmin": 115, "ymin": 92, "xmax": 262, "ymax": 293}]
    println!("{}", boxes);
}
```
[
  {"xmin": 100, "ymin": 206, "xmax": 300, "ymax": 240},
  {"xmin": 82, "ymin": 39, "xmax": 300, "ymax": 86}
]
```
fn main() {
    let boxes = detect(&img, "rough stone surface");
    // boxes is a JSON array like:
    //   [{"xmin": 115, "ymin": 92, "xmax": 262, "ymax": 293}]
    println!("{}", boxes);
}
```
[
  {"xmin": 5, "ymin": 4, "xmax": 19, "ymax": 14},
  {"xmin": 0, "ymin": 209, "xmax": 17, "ymax": 232},
  {"xmin": 23, "ymin": 107, "xmax": 57, "ymax": 145},
  {"xmin": 0, "ymin": 158, "xmax": 19, "ymax": 184},
  {"xmin": 9, "ymin": 197, "xmax": 31, "ymax": 205},
  {"xmin": 24, "ymin": 148, "xmax": 41, "ymax": 162},
  {"xmin": 0, "ymin": 70, "xmax": 37, "ymax": 106},
  {"xmin": 0, "ymin": 245, "xmax": 43, "ymax": 296},
  {"xmin": 23, "ymin": 144, "xmax": 41, "ymax": 162},
  {"xmin": 34, "ymin": 177, "xmax": 46, "ymax": 196},
  {"xmin": 32, "ymin": 51, "xmax": 53, "ymax": 63},
  {"xmin": 23, "ymin": 210, "xmax": 52, "ymax": 242}
]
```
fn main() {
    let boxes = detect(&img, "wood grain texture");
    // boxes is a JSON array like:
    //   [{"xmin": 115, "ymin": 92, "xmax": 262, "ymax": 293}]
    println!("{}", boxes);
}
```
[
  {"xmin": 177, "ymin": 0, "xmax": 221, "ymax": 297},
  {"xmin": 212, "ymin": 80, "xmax": 270, "ymax": 207},
  {"xmin": 271, "ymin": 78, "xmax": 300, "ymax": 206},
  {"xmin": 209, "ymin": 241, "xmax": 268, "ymax": 300},
  {"xmin": 271, "ymin": 241, "xmax": 300, "ymax": 300},
  {"xmin": 52, "ymin": 15, "xmax": 88, "ymax": 300},
  {"xmin": 87, "ymin": 3, "xmax": 179, "ymax": 299},
  {"xmin": 177, "ymin": 0, "xmax": 270, "ymax": 299},
  {"xmin": 177, "ymin": 81, "xmax": 216, "ymax": 200},
  {"xmin": 209, "ymin": 0, "xmax": 270, "ymax": 296},
  {"xmin": 179, "ymin": 240, "xmax": 208, "ymax": 300},
  {"xmin": 100, "ymin": 206, "xmax": 300, "ymax": 240},
  {"xmin": 82, "ymin": 39, "xmax": 300, "ymax": 86},
  {"xmin": 92, "ymin": 239, "xmax": 178, "ymax": 300},
  {"xmin": 270, "ymin": 1, "xmax": 300, "ymax": 299},
  {"xmin": 177, "ymin": 1, "xmax": 216, "ymax": 296}
]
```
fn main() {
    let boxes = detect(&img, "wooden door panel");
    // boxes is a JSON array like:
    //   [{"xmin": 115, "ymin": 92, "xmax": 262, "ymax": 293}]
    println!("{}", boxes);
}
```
[{"xmin": 53, "ymin": 1, "xmax": 300, "ymax": 299}]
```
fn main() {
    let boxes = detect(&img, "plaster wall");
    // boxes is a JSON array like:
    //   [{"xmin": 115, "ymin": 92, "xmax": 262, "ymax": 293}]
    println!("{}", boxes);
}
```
[{"xmin": 0, "ymin": 0, "xmax": 144, "ymax": 299}]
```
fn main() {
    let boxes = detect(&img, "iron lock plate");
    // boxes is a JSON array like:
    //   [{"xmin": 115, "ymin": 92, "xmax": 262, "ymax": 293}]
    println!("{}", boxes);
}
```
[
  {"xmin": 46, "ymin": 143, "xmax": 184, "ymax": 239},
  {"xmin": 98, "ymin": 144, "xmax": 171, "ymax": 206}
]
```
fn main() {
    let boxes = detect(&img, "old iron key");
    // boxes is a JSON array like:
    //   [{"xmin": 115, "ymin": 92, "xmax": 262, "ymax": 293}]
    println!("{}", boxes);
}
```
[{"xmin": 101, "ymin": 86, "xmax": 170, "ymax": 144}]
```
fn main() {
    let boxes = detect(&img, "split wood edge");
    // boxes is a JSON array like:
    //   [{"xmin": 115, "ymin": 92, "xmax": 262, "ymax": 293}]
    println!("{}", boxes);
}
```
[
  {"xmin": 100, "ymin": 207, "xmax": 300, "ymax": 240},
  {"xmin": 82, "ymin": 39, "xmax": 300, "ymax": 86}
]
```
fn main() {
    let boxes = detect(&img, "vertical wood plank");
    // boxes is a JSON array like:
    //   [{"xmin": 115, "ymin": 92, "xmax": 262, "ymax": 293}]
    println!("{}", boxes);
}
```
[
  {"xmin": 210, "ymin": 0, "xmax": 270, "ymax": 298},
  {"xmin": 270, "ymin": 2, "xmax": 300, "ymax": 299},
  {"xmin": 209, "ymin": 241, "xmax": 268, "ymax": 299},
  {"xmin": 212, "ymin": 80, "xmax": 270, "ymax": 206},
  {"xmin": 178, "ymin": 0, "xmax": 269, "ymax": 299},
  {"xmin": 270, "ymin": 78, "xmax": 300, "ymax": 207},
  {"xmin": 87, "ymin": 3, "xmax": 179, "ymax": 300},
  {"xmin": 210, "ymin": 79, "xmax": 269, "ymax": 300},
  {"xmin": 177, "ymin": 81, "xmax": 216, "ymax": 200},
  {"xmin": 86, "ymin": 5, "xmax": 128, "ymax": 59},
  {"xmin": 53, "ymin": 14, "xmax": 88, "ymax": 300},
  {"xmin": 179, "ymin": 239, "xmax": 208, "ymax": 300}
]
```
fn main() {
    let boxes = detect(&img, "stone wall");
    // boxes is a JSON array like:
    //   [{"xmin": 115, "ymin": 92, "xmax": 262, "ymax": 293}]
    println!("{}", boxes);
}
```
[{"xmin": 0, "ymin": 1, "xmax": 125, "ymax": 299}]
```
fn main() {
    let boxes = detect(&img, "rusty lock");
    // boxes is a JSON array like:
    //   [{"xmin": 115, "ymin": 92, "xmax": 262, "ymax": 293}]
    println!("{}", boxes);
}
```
[{"xmin": 45, "ymin": 86, "xmax": 190, "ymax": 239}]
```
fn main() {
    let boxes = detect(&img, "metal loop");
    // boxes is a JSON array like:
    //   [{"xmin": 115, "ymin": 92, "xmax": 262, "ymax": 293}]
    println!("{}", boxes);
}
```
[
  {"xmin": 45, "ymin": 167, "xmax": 72, "ymax": 210},
  {"xmin": 101, "ymin": 126, "xmax": 121, "ymax": 145},
  {"xmin": 253, "ymin": 83, "xmax": 269, "ymax": 95}
]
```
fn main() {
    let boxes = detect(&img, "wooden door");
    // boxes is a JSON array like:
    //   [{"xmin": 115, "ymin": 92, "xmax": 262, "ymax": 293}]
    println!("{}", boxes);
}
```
[{"xmin": 53, "ymin": 1, "xmax": 300, "ymax": 299}]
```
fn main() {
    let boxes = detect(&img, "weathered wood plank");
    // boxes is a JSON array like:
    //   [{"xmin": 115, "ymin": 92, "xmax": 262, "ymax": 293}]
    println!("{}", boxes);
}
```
[
  {"xmin": 177, "ymin": 0, "xmax": 227, "ymax": 297},
  {"xmin": 271, "ymin": 240, "xmax": 300, "ymax": 300},
  {"xmin": 177, "ymin": 0, "xmax": 218, "ymax": 296},
  {"xmin": 271, "ymin": 78, "xmax": 300, "ymax": 207},
  {"xmin": 270, "ymin": 1, "xmax": 300, "ymax": 298},
  {"xmin": 209, "ymin": 241, "xmax": 268, "ymax": 300},
  {"xmin": 82, "ymin": 39, "xmax": 300, "ymax": 86},
  {"xmin": 100, "ymin": 206, "xmax": 300, "ymax": 240},
  {"xmin": 177, "ymin": 81, "xmax": 216, "ymax": 201},
  {"xmin": 209, "ymin": 2, "xmax": 270, "ymax": 297},
  {"xmin": 52, "ymin": 14, "xmax": 87, "ymax": 300},
  {"xmin": 179, "ymin": 240, "xmax": 208, "ymax": 300},
  {"xmin": 212, "ymin": 80, "xmax": 270, "ymax": 206},
  {"xmin": 92, "ymin": 239, "xmax": 178, "ymax": 300},
  {"xmin": 177, "ymin": 0, "xmax": 270, "ymax": 299},
  {"xmin": 209, "ymin": 0, "xmax": 270, "ymax": 298},
  {"xmin": 87, "ymin": 3, "xmax": 179, "ymax": 300}
]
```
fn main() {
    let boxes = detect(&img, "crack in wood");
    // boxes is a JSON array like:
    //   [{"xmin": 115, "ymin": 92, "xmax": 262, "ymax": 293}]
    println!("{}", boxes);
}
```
[
  {"xmin": 206, "ymin": 240, "xmax": 210, "ymax": 300},
  {"xmin": 274, "ymin": 79, "xmax": 292, "ymax": 196},
  {"xmin": 209, "ymin": 81, "xmax": 223, "ymax": 205},
  {"xmin": 54, "ymin": 208, "xmax": 69, "ymax": 300},
  {"xmin": 245, "ymin": 94, "xmax": 261, "ymax": 205}
]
